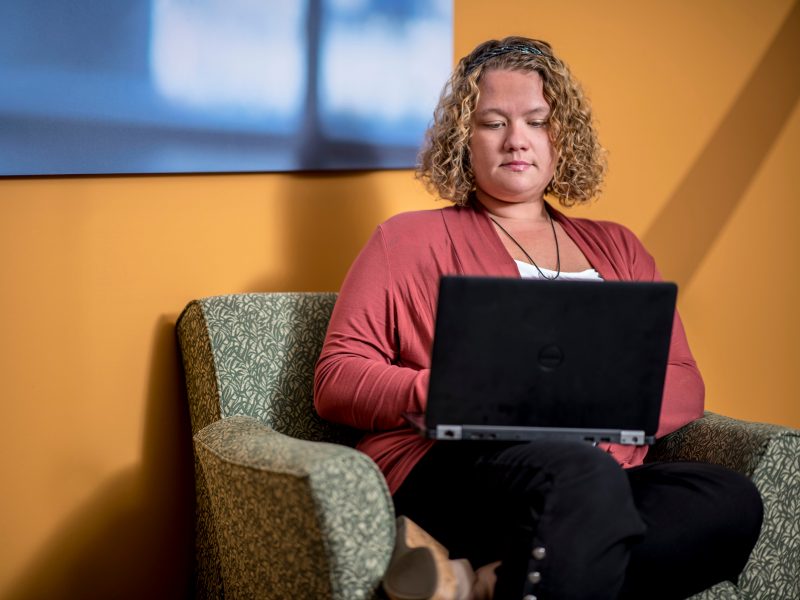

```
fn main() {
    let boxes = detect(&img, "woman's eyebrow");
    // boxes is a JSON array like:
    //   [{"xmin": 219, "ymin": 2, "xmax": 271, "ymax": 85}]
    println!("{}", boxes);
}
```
[{"xmin": 475, "ymin": 106, "xmax": 550, "ymax": 117}]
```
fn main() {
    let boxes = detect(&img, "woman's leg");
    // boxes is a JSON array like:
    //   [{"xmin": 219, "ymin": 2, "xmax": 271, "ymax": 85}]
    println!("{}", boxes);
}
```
[
  {"xmin": 393, "ymin": 440, "xmax": 646, "ymax": 600},
  {"xmin": 618, "ymin": 461, "xmax": 763, "ymax": 600},
  {"xmin": 394, "ymin": 445, "xmax": 763, "ymax": 599}
]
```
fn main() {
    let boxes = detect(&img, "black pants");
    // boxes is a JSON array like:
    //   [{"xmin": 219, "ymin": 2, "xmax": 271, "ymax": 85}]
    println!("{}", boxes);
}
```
[{"xmin": 392, "ymin": 440, "xmax": 763, "ymax": 600}]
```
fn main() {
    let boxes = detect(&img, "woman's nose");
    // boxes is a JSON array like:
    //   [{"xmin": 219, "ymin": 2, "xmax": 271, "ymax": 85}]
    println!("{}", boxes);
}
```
[{"xmin": 503, "ymin": 122, "xmax": 529, "ymax": 151}]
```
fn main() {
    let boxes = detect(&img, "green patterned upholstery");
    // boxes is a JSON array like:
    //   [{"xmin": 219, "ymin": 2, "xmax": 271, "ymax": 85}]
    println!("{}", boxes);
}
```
[
  {"xmin": 195, "ymin": 416, "xmax": 394, "ymax": 599},
  {"xmin": 179, "ymin": 293, "xmax": 360, "ymax": 445},
  {"xmin": 178, "ymin": 292, "xmax": 799, "ymax": 599},
  {"xmin": 650, "ymin": 412, "xmax": 800, "ymax": 600},
  {"xmin": 177, "ymin": 293, "xmax": 394, "ymax": 599}
]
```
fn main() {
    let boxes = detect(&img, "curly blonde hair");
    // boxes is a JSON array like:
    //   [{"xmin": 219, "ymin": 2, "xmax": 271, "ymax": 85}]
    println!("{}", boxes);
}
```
[{"xmin": 417, "ymin": 36, "xmax": 607, "ymax": 207}]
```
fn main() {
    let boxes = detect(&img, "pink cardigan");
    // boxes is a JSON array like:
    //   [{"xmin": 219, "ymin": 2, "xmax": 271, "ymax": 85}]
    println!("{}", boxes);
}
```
[{"xmin": 314, "ymin": 203, "xmax": 704, "ymax": 494}]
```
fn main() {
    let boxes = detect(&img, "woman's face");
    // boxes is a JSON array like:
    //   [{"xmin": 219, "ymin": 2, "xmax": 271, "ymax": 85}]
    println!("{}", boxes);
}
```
[{"xmin": 469, "ymin": 69, "xmax": 556, "ymax": 206}]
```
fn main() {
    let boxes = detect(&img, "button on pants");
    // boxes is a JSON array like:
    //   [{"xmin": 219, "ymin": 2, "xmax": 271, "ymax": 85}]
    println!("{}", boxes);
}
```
[{"xmin": 392, "ymin": 440, "xmax": 763, "ymax": 600}]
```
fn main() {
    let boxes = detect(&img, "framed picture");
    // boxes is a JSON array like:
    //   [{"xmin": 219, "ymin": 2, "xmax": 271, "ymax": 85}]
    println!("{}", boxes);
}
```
[{"xmin": 0, "ymin": 0, "xmax": 453, "ymax": 176}]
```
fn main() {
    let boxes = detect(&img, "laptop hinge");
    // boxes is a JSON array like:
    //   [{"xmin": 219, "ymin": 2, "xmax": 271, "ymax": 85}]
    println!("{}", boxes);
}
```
[
  {"xmin": 620, "ymin": 430, "xmax": 647, "ymax": 445},
  {"xmin": 435, "ymin": 425, "xmax": 463, "ymax": 440}
]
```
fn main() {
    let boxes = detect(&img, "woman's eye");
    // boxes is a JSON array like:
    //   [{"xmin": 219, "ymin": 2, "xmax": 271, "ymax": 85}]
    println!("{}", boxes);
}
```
[
  {"xmin": 529, "ymin": 120, "xmax": 548, "ymax": 128},
  {"xmin": 483, "ymin": 122, "xmax": 504, "ymax": 129}
]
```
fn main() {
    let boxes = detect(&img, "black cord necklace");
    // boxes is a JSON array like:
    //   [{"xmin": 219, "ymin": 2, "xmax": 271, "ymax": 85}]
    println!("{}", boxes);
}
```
[{"xmin": 490, "ymin": 215, "xmax": 561, "ymax": 280}]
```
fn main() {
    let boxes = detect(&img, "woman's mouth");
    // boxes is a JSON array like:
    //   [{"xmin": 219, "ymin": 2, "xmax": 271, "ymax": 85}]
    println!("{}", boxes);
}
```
[{"xmin": 502, "ymin": 161, "xmax": 532, "ymax": 172}]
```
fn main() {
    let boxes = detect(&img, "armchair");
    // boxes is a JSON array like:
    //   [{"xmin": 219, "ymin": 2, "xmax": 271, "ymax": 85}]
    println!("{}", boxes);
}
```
[{"xmin": 177, "ymin": 292, "xmax": 799, "ymax": 599}]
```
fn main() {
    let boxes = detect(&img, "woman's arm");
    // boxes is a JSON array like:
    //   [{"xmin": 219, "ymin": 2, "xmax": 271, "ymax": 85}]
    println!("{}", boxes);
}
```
[
  {"xmin": 314, "ymin": 225, "xmax": 429, "ymax": 431},
  {"xmin": 656, "ymin": 306, "xmax": 705, "ymax": 437},
  {"xmin": 622, "ymin": 227, "xmax": 705, "ymax": 437}
]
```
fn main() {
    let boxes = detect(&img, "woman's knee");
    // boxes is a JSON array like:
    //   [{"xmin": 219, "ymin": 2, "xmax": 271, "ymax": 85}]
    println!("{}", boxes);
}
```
[
  {"xmin": 706, "ymin": 465, "xmax": 764, "ymax": 556},
  {"xmin": 620, "ymin": 462, "xmax": 763, "ymax": 598},
  {"xmin": 634, "ymin": 461, "xmax": 763, "ymax": 534}
]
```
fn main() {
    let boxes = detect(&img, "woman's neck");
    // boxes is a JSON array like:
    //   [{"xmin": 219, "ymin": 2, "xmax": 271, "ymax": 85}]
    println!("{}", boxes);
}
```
[{"xmin": 473, "ymin": 189, "xmax": 550, "ymax": 223}]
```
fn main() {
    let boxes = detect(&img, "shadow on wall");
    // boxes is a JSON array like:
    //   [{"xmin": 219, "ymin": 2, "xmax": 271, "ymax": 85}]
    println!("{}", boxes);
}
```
[
  {"xmin": 643, "ymin": 1, "xmax": 800, "ymax": 287},
  {"xmin": 250, "ymin": 169, "xmax": 386, "ymax": 293},
  {"xmin": 3, "ymin": 168, "xmax": 391, "ymax": 599},
  {"xmin": 4, "ymin": 316, "xmax": 195, "ymax": 600}
]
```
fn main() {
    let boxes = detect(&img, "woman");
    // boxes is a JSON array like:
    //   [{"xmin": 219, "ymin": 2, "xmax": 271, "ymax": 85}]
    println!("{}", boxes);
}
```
[{"xmin": 314, "ymin": 37, "xmax": 762, "ymax": 600}]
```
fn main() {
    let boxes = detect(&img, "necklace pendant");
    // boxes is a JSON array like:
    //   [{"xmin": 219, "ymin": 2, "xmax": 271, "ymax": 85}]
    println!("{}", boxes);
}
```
[{"xmin": 490, "ymin": 216, "xmax": 561, "ymax": 280}]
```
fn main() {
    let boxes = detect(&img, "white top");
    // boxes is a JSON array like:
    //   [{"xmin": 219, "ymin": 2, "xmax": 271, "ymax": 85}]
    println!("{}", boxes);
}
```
[{"xmin": 515, "ymin": 260, "xmax": 603, "ymax": 281}]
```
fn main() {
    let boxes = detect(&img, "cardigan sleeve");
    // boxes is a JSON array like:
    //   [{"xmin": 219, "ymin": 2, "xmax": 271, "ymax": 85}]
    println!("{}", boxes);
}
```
[
  {"xmin": 653, "ymin": 267, "xmax": 706, "ymax": 437},
  {"xmin": 314, "ymin": 225, "xmax": 430, "ymax": 431},
  {"xmin": 620, "ymin": 226, "xmax": 705, "ymax": 438}
]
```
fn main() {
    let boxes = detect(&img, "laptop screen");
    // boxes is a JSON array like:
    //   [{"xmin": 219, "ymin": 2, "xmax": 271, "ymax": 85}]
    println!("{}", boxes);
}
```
[{"xmin": 423, "ymin": 276, "xmax": 676, "ymax": 441}]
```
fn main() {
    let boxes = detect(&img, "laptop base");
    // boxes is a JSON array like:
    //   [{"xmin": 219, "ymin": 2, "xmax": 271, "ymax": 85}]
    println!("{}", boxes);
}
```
[
  {"xmin": 434, "ymin": 424, "xmax": 650, "ymax": 445},
  {"xmin": 404, "ymin": 413, "xmax": 652, "ymax": 445}
]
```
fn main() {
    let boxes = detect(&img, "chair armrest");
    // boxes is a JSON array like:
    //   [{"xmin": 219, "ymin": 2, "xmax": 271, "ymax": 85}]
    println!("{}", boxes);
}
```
[
  {"xmin": 647, "ymin": 411, "xmax": 792, "ymax": 477},
  {"xmin": 194, "ymin": 415, "xmax": 394, "ymax": 600},
  {"xmin": 649, "ymin": 411, "xmax": 800, "ymax": 599}
]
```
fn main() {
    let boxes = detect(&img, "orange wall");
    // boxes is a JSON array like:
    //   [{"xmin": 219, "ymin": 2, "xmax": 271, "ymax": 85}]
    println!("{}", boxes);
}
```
[{"xmin": 1, "ymin": 1, "xmax": 797, "ymax": 597}]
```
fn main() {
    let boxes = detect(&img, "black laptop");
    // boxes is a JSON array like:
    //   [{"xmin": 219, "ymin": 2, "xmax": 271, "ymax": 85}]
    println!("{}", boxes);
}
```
[{"xmin": 405, "ymin": 276, "xmax": 676, "ymax": 445}]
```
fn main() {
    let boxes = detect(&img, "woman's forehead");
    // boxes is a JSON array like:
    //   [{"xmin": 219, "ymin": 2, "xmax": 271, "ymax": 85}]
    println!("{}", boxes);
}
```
[{"xmin": 475, "ymin": 69, "xmax": 549, "ymax": 110}]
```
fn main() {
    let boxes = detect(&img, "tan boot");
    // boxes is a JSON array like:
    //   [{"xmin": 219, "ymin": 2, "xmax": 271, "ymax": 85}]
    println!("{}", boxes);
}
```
[{"xmin": 383, "ymin": 516, "xmax": 476, "ymax": 600}]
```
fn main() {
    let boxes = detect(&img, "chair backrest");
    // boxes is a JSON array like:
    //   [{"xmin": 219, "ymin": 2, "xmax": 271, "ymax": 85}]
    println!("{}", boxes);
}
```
[{"xmin": 177, "ymin": 292, "xmax": 359, "ymax": 446}]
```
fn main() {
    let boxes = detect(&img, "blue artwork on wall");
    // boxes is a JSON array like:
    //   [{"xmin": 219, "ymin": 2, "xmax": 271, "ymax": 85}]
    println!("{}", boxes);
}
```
[{"xmin": 0, "ymin": 0, "xmax": 453, "ymax": 176}]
